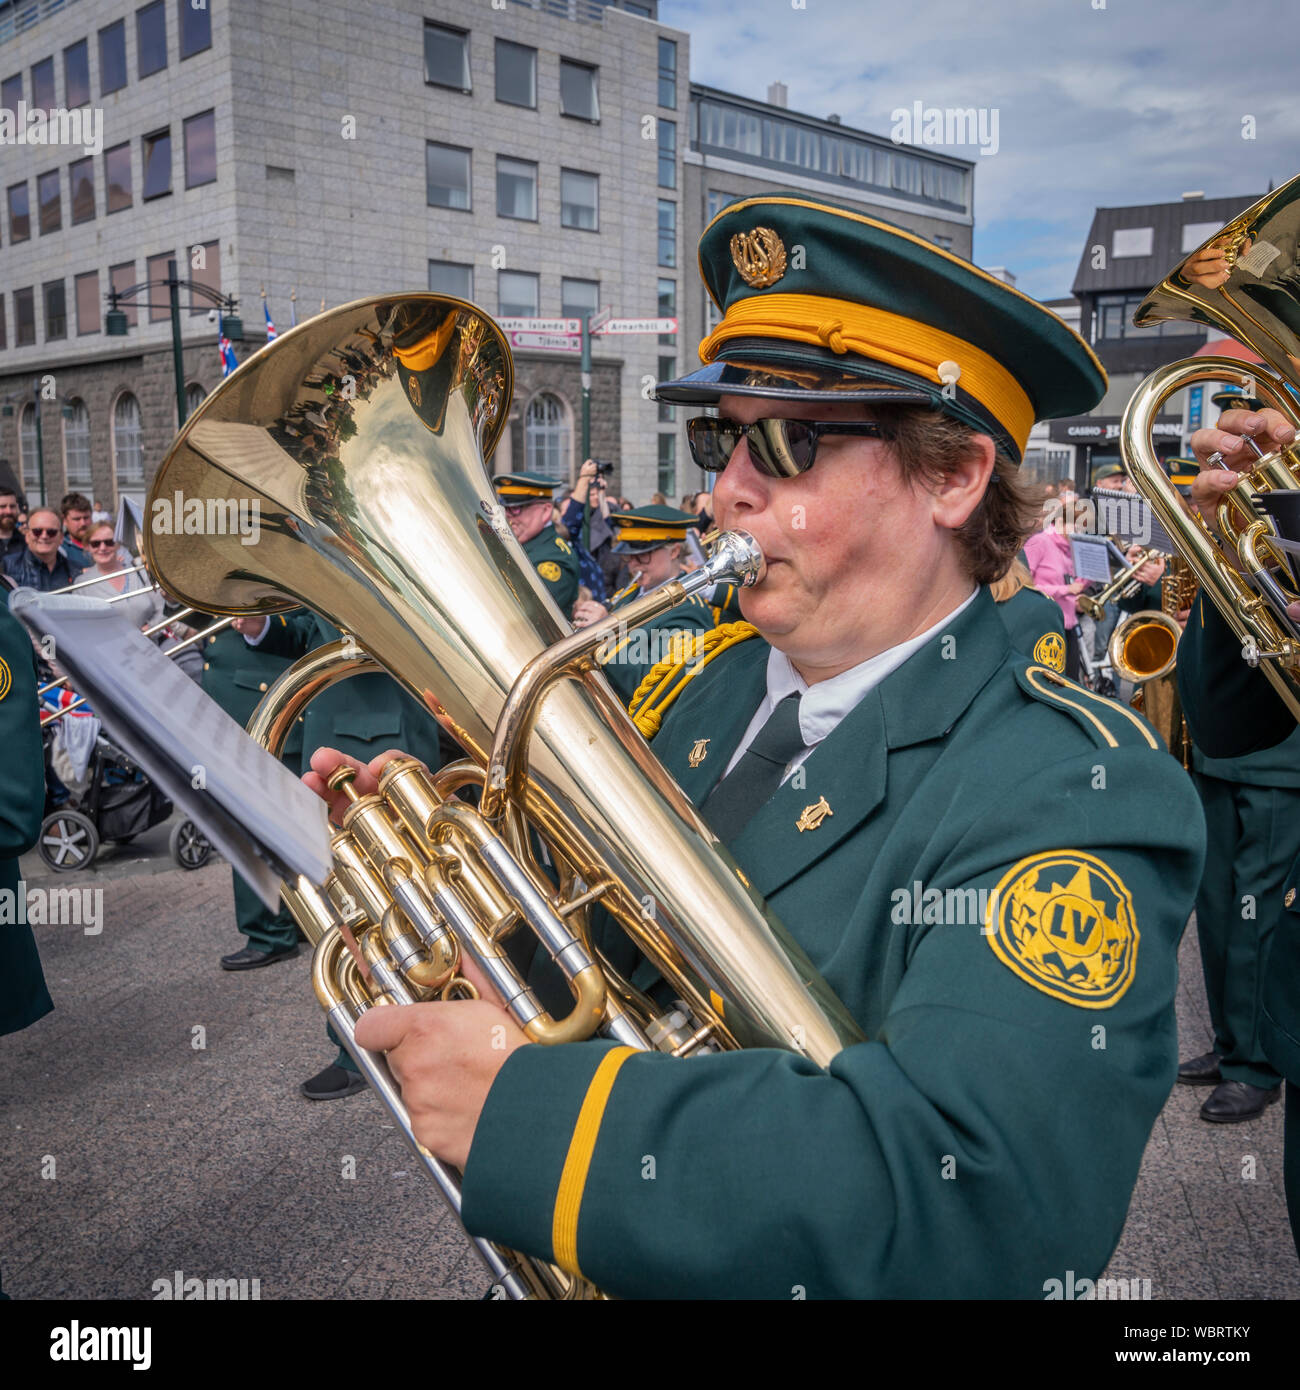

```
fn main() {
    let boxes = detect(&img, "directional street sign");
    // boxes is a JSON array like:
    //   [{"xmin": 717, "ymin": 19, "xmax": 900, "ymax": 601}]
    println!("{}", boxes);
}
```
[
  {"xmin": 590, "ymin": 317, "xmax": 678, "ymax": 336},
  {"xmin": 497, "ymin": 317, "xmax": 581, "ymax": 336},
  {"xmin": 587, "ymin": 306, "xmax": 614, "ymax": 335},
  {"xmin": 509, "ymin": 331, "xmax": 581, "ymax": 353}
]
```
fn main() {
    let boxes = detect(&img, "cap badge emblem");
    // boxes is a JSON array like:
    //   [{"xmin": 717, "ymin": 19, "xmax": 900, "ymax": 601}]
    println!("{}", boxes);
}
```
[{"xmin": 730, "ymin": 227, "xmax": 788, "ymax": 289}]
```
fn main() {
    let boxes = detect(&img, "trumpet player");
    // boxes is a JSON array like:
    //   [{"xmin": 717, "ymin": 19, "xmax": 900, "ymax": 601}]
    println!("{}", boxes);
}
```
[{"xmin": 307, "ymin": 196, "xmax": 1206, "ymax": 1297}]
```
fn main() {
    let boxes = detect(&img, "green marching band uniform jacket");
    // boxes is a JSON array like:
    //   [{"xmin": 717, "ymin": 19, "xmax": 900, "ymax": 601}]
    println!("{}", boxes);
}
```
[
  {"xmin": 200, "ymin": 615, "xmax": 305, "ymax": 767},
  {"xmin": 596, "ymin": 580, "xmax": 714, "ymax": 701},
  {"xmin": 995, "ymin": 584, "xmax": 1067, "ymax": 667},
  {"xmin": 250, "ymin": 612, "xmax": 448, "ymax": 772},
  {"xmin": 523, "ymin": 526, "xmax": 581, "ymax": 621},
  {"xmin": 460, "ymin": 586, "xmax": 1206, "ymax": 1298},
  {"xmin": 1178, "ymin": 593, "xmax": 1300, "ymax": 1085},
  {"xmin": 0, "ymin": 603, "xmax": 51, "ymax": 1035}
]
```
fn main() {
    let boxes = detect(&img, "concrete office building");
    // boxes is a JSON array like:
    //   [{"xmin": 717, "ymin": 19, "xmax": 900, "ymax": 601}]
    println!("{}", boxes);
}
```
[{"xmin": 0, "ymin": 0, "xmax": 976, "ymax": 512}]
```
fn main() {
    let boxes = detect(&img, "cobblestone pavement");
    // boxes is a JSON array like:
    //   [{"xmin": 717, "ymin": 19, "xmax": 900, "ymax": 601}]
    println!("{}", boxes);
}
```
[{"xmin": 2, "ymin": 858, "xmax": 1296, "ymax": 1300}]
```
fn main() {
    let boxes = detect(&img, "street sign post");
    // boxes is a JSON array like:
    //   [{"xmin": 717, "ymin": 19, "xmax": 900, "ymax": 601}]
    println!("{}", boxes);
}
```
[
  {"xmin": 508, "ymin": 331, "xmax": 580, "ymax": 353},
  {"xmin": 496, "ymin": 317, "xmax": 581, "ymax": 336}
]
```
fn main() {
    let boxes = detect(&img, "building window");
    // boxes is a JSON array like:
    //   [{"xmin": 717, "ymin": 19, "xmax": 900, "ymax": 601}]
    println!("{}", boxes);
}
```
[
  {"xmin": 187, "ymin": 240, "xmax": 220, "ymax": 315},
  {"xmin": 64, "ymin": 40, "xmax": 90, "ymax": 107},
  {"xmin": 43, "ymin": 280, "xmax": 67, "ymax": 340},
  {"xmin": 184, "ymin": 110, "xmax": 216, "ymax": 187},
  {"xmin": 426, "ymin": 141, "xmax": 471, "ymax": 210},
  {"xmin": 1092, "ymin": 291, "xmax": 1196, "ymax": 341},
  {"xmin": 428, "ymin": 260, "xmax": 473, "ymax": 300},
  {"xmin": 704, "ymin": 290, "xmax": 722, "ymax": 336},
  {"xmin": 657, "ymin": 199, "xmax": 676, "ymax": 267},
  {"xmin": 561, "ymin": 277, "xmax": 599, "ymax": 323},
  {"xmin": 146, "ymin": 251, "xmax": 174, "ymax": 322},
  {"xmin": 657, "ymin": 433, "xmax": 676, "ymax": 497},
  {"xmin": 495, "ymin": 39, "xmax": 536, "ymax": 108},
  {"xmin": 658, "ymin": 356, "xmax": 676, "ymax": 422},
  {"xmin": 560, "ymin": 169, "xmax": 598, "ymax": 231},
  {"xmin": 75, "ymin": 270, "xmax": 100, "ymax": 334},
  {"xmin": 498, "ymin": 271, "xmax": 539, "ymax": 319},
  {"xmin": 934, "ymin": 234, "xmax": 954, "ymax": 250},
  {"xmin": 142, "ymin": 128, "xmax": 172, "ymax": 200},
  {"xmin": 657, "ymin": 37, "xmax": 677, "ymax": 109},
  {"xmin": 424, "ymin": 22, "xmax": 469, "ymax": 91},
  {"xmin": 1, "ymin": 73, "xmax": 21, "ymax": 114},
  {"xmin": 185, "ymin": 383, "xmax": 207, "ymax": 423},
  {"xmin": 20, "ymin": 403, "xmax": 38, "ymax": 491},
  {"xmin": 1112, "ymin": 226, "xmax": 1154, "ymax": 258},
  {"xmin": 658, "ymin": 118, "xmax": 676, "ymax": 188},
  {"xmin": 37, "ymin": 169, "xmax": 60, "ymax": 234},
  {"xmin": 110, "ymin": 262, "xmax": 137, "ymax": 327},
  {"xmin": 15, "ymin": 287, "xmax": 35, "ymax": 346},
  {"xmin": 99, "ymin": 21, "xmax": 127, "ymax": 95},
  {"xmin": 64, "ymin": 401, "xmax": 92, "ymax": 488},
  {"xmin": 114, "ymin": 393, "xmax": 144, "ymax": 489},
  {"xmin": 560, "ymin": 59, "xmax": 599, "ymax": 121},
  {"xmin": 657, "ymin": 278, "xmax": 676, "ymax": 346},
  {"xmin": 7, "ymin": 183, "xmax": 29, "ymax": 242},
  {"xmin": 496, "ymin": 156, "xmax": 537, "ymax": 221},
  {"xmin": 178, "ymin": 0, "xmax": 212, "ymax": 59},
  {"xmin": 525, "ymin": 394, "xmax": 570, "ymax": 481},
  {"xmin": 69, "ymin": 156, "xmax": 95, "ymax": 223},
  {"xmin": 706, "ymin": 189, "xmax": 736, "ymax": 222},
  {"xmin": 0, "ymin": 297, "xmax": 6, "ymax": 349},
  {"xmin": 137, "ymin": 2, "xmax": 168, "ymax": 79},
  {"xmin": 30, "ymin": 56, "xmax": 55, "ymax": 113},
  {"xmin": 105, "ymin": 143, "xmax": 132, "ymax": 212},
  {"xmin": 1181, "ymin": 220, "xmax": 1221, "ymax": 254}
]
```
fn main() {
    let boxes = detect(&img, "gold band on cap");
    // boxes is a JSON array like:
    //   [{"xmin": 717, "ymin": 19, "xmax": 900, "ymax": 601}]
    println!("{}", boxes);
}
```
[
  {"xmin": 699, "ymin": 292, "xmax": 1035, "ymax": 456},
  {"xmin": 496, "ymin": 485, "xmax": 552, "ymax": 499},
  {"xmin": 613, "ymin": 526, "xmax": 687, "ymax": 543}
]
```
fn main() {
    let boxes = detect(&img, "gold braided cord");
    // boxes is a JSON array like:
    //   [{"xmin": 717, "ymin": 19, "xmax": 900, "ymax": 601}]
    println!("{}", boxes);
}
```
[{"xmin": 628, "ymin": 621, "xmax": 759, "ymax": 739}]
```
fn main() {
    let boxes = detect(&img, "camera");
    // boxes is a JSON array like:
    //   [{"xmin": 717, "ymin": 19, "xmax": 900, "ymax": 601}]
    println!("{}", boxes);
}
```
[{"xmin": 592, "ymin": 459, "xmax": 615, "ymax": 477}]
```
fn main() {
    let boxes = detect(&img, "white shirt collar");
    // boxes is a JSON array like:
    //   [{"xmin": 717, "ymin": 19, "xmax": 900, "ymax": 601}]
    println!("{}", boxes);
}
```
[{"xmin": 764, "ymin": 587, "xmax": 980, "ymax": 747}]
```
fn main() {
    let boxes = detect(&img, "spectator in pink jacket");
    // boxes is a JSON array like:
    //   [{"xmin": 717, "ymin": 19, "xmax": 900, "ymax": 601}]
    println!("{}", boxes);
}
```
[{"xmin": 1024, "ymin": 513, "xmax": 1088, "ymax": 678}]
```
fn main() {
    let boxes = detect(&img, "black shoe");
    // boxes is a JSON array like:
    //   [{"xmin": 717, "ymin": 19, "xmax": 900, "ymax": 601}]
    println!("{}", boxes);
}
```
[
  {"xmin": 1199, "ymin": 1080, "xmax": 1281, "ymax": 1123},
  {"xmin": 300, "ymin": 1064, "xmax": 367, "ymax": 1101},
  {"xmin": 219, "ymin": 943, "xmax": 300, "ymax": 972},
  {"xmin": 1178, "ymin": 1050, "xmax": 1222, "ymax": 1085}
]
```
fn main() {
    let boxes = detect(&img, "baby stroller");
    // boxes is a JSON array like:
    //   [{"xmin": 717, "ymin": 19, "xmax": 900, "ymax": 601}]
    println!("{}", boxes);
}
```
[{"xmin": 39, "ymin": 726, "xmax": 175, "ymax": 872}]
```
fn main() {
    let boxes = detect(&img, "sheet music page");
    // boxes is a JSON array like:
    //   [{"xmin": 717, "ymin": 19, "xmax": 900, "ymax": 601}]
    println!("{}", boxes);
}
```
[{"xmin": 10, "ymin": 590, "xmax": 332, "ymax": 908}]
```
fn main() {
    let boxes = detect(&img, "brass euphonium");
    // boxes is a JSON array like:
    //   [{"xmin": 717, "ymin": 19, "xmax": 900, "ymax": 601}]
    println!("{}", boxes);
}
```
[
  {"xmin": 143, "ymin": 295, "xmax": 864, "ymax": 1299},
  {"xmin": 1121, "ymin": 171, "xmax": 1300, "ymax": 723}
]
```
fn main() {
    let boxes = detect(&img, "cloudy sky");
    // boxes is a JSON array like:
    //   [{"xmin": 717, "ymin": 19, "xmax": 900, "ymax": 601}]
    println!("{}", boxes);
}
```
[{"xmin": 660, "ymin": 0, "xmax": 1299, "ymax": 300}]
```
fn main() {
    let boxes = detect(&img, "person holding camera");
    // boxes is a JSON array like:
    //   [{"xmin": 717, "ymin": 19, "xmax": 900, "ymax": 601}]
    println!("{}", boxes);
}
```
[{"xmin": 560, "ymin": 460, "xmax": 613, "ymax": 604}]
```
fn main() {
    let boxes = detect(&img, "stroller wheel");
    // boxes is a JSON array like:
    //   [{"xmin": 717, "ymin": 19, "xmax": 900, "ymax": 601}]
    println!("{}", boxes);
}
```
[
  {"xmin": 170, "ymin": 818, "xmax": 213, "ymax": 870},
  {"xmin": 39, "ymin": 810, "xmax": 100, "ymax": 872}
]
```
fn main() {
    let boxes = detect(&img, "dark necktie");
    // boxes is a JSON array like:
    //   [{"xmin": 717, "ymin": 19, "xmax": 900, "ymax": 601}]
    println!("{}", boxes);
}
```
[{"xmin": 701, "ymin": 692, "xmax": 806, "ymax": 842}]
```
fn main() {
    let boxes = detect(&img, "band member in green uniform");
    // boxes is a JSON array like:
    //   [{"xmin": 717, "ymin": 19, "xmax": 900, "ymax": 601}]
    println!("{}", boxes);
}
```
[
  {"xmin": 1177, "ymin": 400, "xmax": 1300, "ymax": 1249},
  {"xmin": 202, "ymin": 616, "xmax": 305, "ymax": 972},
  {"xmin": 241, "ymin": 609, "xmax": 450, "ymax": 1100},
  {"xmin": 572, "ymin": 505, "xmax": 714, "ymax": 700},
  {"xmin": 0, "ymin": 601, "xmax": 49, "ymax": 1299},
  {"xmin": 989, "ymin": 556, "xmax": 1066, "ymax": 667},
  {"xmin": 307, "ymin": 194, "xmax": 1206, "ymax": 1297},
  {"xmin": 494, "ymin": 473, "xmax": 580, "ymax": 620}
]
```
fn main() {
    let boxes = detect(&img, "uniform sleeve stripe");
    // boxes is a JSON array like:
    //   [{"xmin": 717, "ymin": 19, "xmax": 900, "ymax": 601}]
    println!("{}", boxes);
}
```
[
  {"xmin": 551, "ymin": 1046, "xmax": 637, "ymax": 1276},
  {"xmin": 1024, "ymin": 667, "xmax": 1121, "ymax": 747}
]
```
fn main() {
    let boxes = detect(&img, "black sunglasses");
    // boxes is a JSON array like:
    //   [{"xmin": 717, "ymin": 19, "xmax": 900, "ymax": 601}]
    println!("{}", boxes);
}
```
[
  {"xmin": 687, "ymin": 416, "xmax": 895, "ymax": 477},
  {"xmin": 28, "ymin": 527, "xmax": 61, "ymax": 539}
]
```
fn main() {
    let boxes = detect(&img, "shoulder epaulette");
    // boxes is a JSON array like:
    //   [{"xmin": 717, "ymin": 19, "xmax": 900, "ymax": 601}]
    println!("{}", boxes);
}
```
[
  {"xmin": 1015, "ymin": 664, "xmax": 1159, "ymax": 751},
  {"xmin": 628, "ymin": 621, "xmax": 759, "ymax": 739}
]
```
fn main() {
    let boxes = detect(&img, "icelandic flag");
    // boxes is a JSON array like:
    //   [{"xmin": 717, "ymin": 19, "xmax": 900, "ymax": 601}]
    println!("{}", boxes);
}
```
[
  {"xmin": 218, "ymin": 312, "xmax": 238, "ymax": 377},
  {"xmin": 264, "ymin": 298, "xmax": 277, "ymax": 341}
]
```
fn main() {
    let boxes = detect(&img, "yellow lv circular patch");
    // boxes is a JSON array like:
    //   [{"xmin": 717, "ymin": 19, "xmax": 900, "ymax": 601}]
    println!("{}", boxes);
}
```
[
  {"xmin": 0, "ymin": 656, "xmax": 10, "ymax": 701},
  {"xmin": 537, "ymin": 561, "xmax": 562, "ymax": 582},
  {"xmin": 1033, "ymin": 632, "xmax": 1066, "ymax": 672},
  {"xmin": 985, "ymin": 850, "xmax": 1138, "ymax": 1008}
]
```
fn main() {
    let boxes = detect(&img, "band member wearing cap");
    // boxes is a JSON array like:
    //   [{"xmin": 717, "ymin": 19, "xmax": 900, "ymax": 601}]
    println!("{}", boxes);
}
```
[
  {"xmin": 1177, "ymin": 403, "xmax": 1300, "ymax": 1251},
  {"xmin": 572, "ymin": 505, "xmax": 714, "ymax": 700},
  {"xmin": 494, "ymin": 473, "xmax": 581, "ymax": 620},
  {"xmin": 309, "ymin": 193, "xmax": 1205, "ymax": 1297}
]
